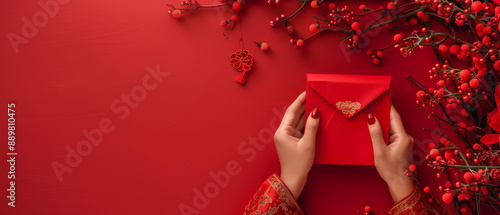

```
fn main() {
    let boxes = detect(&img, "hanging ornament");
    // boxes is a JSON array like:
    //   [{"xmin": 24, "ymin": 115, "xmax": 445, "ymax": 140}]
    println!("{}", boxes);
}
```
[{"xmin": 230, "ymin": 49, "xmax": 253, "ymax": 84}]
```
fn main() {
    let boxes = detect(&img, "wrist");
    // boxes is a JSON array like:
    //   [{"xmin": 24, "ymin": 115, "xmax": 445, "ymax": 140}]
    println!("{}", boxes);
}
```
[
  {"xmin": 280, "ymin": 172, "xmax": 307, "ymax": 200},
  {"xmin": 386, "ymin": 177, "xmax": 414, "ymax": 203}
]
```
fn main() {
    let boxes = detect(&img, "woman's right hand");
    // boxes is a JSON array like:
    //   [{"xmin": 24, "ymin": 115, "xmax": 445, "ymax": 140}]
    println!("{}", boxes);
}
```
[{"xmin": 366, "ymin": 104, "xmax": 415, "ymax": 202}]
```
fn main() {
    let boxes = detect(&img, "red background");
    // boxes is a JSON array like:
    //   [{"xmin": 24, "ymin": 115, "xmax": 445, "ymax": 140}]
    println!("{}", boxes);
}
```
[{"xmin": 0, "ymin": 0, "xmax": 480, "ymax": 214}]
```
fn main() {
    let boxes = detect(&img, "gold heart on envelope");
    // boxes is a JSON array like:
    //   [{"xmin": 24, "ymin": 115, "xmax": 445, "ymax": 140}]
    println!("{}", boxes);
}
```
[{"xmin": 335, "ymin": 101, "xmax": 361, "ymax": 118}]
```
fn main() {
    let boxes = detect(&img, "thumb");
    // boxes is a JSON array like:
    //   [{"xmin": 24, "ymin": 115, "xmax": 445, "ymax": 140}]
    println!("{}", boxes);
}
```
[
  {"xmin": 302, "ymin": 108, "xmax": 320, "ymax": 145},
  {"xmin": 367, "ymin": 113, "xmax": 387, "ymax": 157}
]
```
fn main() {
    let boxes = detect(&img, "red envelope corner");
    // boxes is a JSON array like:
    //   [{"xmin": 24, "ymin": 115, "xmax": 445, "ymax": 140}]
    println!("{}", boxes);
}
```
[{"xmin": 306, "ymin": 74, "xmax": 391, "ymax": 165}]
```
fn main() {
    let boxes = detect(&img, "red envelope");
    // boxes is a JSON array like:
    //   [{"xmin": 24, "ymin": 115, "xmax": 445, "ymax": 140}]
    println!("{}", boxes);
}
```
[{"xmin": 306, "ymin": 74, "xmax": 391, "ymax": 165}]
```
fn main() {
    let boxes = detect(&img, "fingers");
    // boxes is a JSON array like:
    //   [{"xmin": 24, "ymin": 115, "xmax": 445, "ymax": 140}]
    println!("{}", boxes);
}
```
[
  {"xmin": 301, "ymin": 108, "xmax": 320, "ymax": 147},
  {"xmin": 281, "ymin": 92, "xmax": 306, "ymax": 127},
  {"xmin": 389, "ymin": 104, "xmax": 406, "ymax": 136},
  {"xmin": 367, "ymin": 113, "xmax": 387, "ymax": 157},
  {"xmin": 295, "ymin": 113, "xmax": 306, "ymax": 132}
]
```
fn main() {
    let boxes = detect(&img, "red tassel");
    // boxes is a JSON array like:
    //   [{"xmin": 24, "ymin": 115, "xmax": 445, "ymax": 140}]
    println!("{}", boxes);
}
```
[{"xmin": 234, "ymin": 71, "xmax": 247, "ymax": 84}]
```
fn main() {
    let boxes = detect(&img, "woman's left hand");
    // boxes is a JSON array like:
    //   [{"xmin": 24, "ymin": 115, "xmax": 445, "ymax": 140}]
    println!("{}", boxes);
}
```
[{"xmin": 274, "ymin": 92, "xmax": 320, "ymax": 199}]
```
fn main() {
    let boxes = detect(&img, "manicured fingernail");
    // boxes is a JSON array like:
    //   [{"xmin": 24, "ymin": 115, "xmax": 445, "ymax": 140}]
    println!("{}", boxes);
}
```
[
  {"xmin": 367, "ymin": 113, "xmax": 375, "ymax": 125},
  {"xmin": 311, "ymin": 108, "xmax": 319, "ymax": 119}
]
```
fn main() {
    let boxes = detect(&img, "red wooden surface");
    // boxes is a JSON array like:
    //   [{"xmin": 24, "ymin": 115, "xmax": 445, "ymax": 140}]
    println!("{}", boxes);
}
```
[{"xmin": 0, "ymin": 0, "xmax": 484, "ymax": 214}]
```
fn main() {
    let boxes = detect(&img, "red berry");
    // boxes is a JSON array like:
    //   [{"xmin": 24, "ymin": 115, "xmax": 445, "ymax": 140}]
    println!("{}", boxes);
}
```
[
  {"xmin": 394, "ymin": 34, "xmax": 403, "ymax": 42},
  {"xmin": 442, "ymin": 193, "xmax": 453, "ymax": 203},
  {"xmin": 464, "ymin": 172, "xmax": 473, "ymax": 180},
  {"xmin": 296, "ymin": 39, "xmax": 304, "ymax": 47},
  {"xmin": 377, "ymin": 51, "xmax": 383, "ymax": 58},
  {"xmin": 387, "ymin": 2, "xmax": 395, "ymax": 10},
  {"xmin": 489, "ymin": 49, "xmax": 495, "ymax": 55},
  {"xmin": 461, "ymin": 44, "xmax": 470, "ymax": 53},
  {"xmin": 474, "ymin": 172, "xmax": 483, "ymax": 180},
  {"xmin": 364, "ymin": 206, "xmax": 371, "ymax": 212},
  {"xmin": 484, "ymin": 26, "xmax": 492, "ymax": 35},
  {"xmin": 483, "ymin": 36, "xmax": 492, "ymax": 47},
  {"xmin": 494, "ymin": 60, "xmax": 500, "ymax": 70},
  {"xmin": 460, "ymin": 69, "xmax": 471, "ymax": 80},
  {"xmin": 309, "ymin": 24, "xmax": 319, "ymax": 33},
  {"xmin": 460, "ymin": 83, "xmax": 469, "ymax": 91},
  {"xmin": 470, "ymin": 78, "xmax": 479, "ymax": 88},
  {"xmin": 417, "ymin": 11, "xmax": 424, "ymax": 17},
  {"xmin": 471, "ymin": 1, "xmax": 482, "ymax": 13},
  {"xmin": 351, "ymin": 22, "xmax": 360, "ymax": 31},
  {"xmin": 427, "ymin": 142, "xmax": 436, "ymax": 150},
  {"xmin": 424, "ymin": 187, "xmax": 430, "ymax": 193},
  {"xmin": 373, "ymin": 58, "xmax": 380, "ymax": 65},
  {"xmin": 476, "ymin": 23, "xmax": 485, "ymax": 32},
  {"xmin": 449, "ymin": 45, "xmax": 460, "ymax": 55},
  {"xmin": 328, "ymin": 3, "xmax": 335, "ymax": 10},
  {"xmin": 438, "ymin": 80, "xmax": 445, "ymax": 86},
  {"xmin": 430, "ymin": 149, "xmax": 439, "ymax": 158},
  {"xmin": 232, "ymin": 1, "xmax": 242, "ymax": 12},
  {"xmin": 460, "ymin": 208, "xmax": 467, "ymax": 214},
  {"xmin": 311, "ymin": 0, "xmax": 319, "ymax": 8},
  {"xmin": 359, "ymin": 4, "xmax": 366, "ymax": 11},
  {"xmin": 409, "ymin": 164, "xmax": 416, "ymax": 171},
  {"xmin": 445, "ymin": 181, "xmax": 452, "ymax": 188},
  {"xmin": 439, "ymin": 137, "xmax": 450, "ymax": 147},
  {"xmin": 171, "ymin": 9, "xmax": 181, "ymax": 18},
  {"xmin": 461, "ymin": 108, "xmax": 469, "ymax": 117},
  {"xmin": 464, "ymin": 193, "xmax": 472, "ymax": 200},
  {"xmin": 445, "ymin": 150, "xmax": 454, "ymax": 160},
  {"xmin": 416, "ymin": 90, "xmax": 425, "ymax": 99},
  {"xmin": 482, "ymin": 186, "xmax": 488, "ymax": 195},
  {"xmin": 421, "ymin": 14, "xmax": 429, "ymax": 22},
  {"xmin": 438, "ymin": 44, "xmax": 448, "ymax": 55},
  {"xmin": 220, "ymin": 20, "xmax": 228, "ymax": 27},
  {"xmin": 260, "ymin": 42, "xmax": 269, "ymax": 51},
  {"xmin": 409, "ymin": 17, "xmax": 418, "ymax": 26}
]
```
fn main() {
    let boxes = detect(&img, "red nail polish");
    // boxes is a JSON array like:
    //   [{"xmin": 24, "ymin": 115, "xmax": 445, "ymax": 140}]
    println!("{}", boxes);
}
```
[
  {"xmin": 311, "ymin": 108, "xmax": 319, "ymax": 119},
  {"xmin": 367, "ymin": 113, "xmax": 375, "ymax": 125}
]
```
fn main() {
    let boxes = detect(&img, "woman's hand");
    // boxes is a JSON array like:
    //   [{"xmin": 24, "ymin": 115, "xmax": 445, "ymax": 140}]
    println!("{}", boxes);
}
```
[
  {"xmin": 274, "ymin": 92, "xmax": 320, "ymax": 199},
  {"xmin": 367, "ymin": 104, "xmax": 414, "ymax": 202}
]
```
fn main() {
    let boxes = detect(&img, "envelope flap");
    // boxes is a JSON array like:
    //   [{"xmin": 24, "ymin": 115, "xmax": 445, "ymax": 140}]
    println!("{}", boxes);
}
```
[{"xmin": 307, "ymin": 74, "xmax": 391, "ymax": 118}]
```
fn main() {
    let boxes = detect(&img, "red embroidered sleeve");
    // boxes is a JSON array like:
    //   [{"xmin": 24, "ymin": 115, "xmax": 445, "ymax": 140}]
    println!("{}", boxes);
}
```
[
  {"xmin": 243, "ymin": 174, "xmax": 304, "ymax": 215},
  {"xmin": 388, "ymin": 184, "xmax": 443, "ymax": 215}
]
